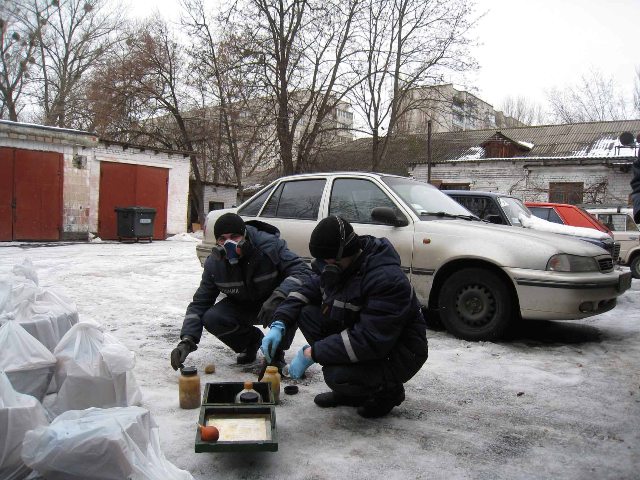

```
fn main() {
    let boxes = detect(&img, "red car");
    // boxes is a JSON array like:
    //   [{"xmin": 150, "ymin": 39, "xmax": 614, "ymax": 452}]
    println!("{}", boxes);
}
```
[{"xmin": 525, "ymin": 202, "xmax": 613, "ymax": 235}]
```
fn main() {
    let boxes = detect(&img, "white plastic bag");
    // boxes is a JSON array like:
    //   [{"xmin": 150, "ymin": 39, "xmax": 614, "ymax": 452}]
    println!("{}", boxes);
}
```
[
  {"xmin": 0, "ymin": 259, "xmax": 78, "ymax": 353},
  {"xmin": 49, "ymin": 321, "xmax": 142, "ymax": 415},
  {"xmin": 21, "ymin": 407, "xmax": 193, "ymax": 480},
  {"xmin": 0, "ymin": 321, "xmax": 57, "ymax": 401},
  {"xmin": 0, "ymin": 372, "xmax": 50, "ymax": 480}
]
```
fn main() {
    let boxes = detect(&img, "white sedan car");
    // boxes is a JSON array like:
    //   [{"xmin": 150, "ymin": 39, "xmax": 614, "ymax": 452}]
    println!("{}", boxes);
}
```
[{"xmin": 197, "ymin": 172, "xmax": 632, "ymax": 341}]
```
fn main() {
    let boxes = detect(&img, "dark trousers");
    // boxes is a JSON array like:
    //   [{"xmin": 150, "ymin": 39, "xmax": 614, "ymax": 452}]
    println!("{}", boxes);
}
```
[
  {"xmin": 202, "ymin": 297, "xmax": 297, "ymax": 354},
  {"xmin": 298, "ymin": 305, "xmax": 397, "ymax": 398}
]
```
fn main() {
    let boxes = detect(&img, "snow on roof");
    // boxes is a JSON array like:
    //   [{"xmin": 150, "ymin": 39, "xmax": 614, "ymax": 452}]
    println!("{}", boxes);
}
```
[
  {"xmin": 572, "ymin": 134, "xmax": 627, "ymax": 158},
  {"xmin": 517, "ymin": 140, "xmax": 534, "ymax": 150},
  {"xmin": 458, "ymin": 146, "xmax": 485, "ymax": 160}
]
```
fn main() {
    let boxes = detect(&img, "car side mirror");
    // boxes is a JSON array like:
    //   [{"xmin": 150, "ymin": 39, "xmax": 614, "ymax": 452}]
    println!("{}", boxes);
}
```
[
  {"xmin": 371, "ymin": 207, "xmax": 409, "ymax": 227},
  {"xmin": 486, "ymin": 214, "xmax": 503, "ymax": 224}
]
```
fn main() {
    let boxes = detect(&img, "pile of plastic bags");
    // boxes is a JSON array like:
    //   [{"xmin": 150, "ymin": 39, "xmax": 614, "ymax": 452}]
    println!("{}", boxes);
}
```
[{"xmin": 0, "ymin": 258, "xmax": 192, "ymax": 480}]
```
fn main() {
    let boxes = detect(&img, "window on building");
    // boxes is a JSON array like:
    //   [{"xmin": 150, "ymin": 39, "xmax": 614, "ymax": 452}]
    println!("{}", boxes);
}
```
[
  {"xmin": 261, "ymin": 179, "xmax": 325, "ymax": 219},
  {"xmin": 549, "ymin": 182, "xmax": 583, "ymax": 204},
  {"xmin": 440, "ymin": 183, "xmax": 470, "ymax": 190},
  {"xmin": 329, "ymin": 178, "xmax": 400, "ymax": 224},
  {"xmin": 208, "ymin": 201, "xmax": 224, "ymax": 212}
]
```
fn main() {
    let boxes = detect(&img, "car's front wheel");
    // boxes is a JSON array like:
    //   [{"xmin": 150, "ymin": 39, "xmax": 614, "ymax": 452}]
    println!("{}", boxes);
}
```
[{"xmin": 438, "ymin": 268, "xmax": 514, "ymax": 341}]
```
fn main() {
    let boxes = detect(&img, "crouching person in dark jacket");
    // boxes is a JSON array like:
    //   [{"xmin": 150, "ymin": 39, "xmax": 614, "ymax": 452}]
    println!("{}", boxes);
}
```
[
  {"xmin": 263, "ymin": 216, "xmax": 428, "ymax": 418},
  {"xmin": 170, "ymin": 213, "xmax": 311, "ymax": 371}
]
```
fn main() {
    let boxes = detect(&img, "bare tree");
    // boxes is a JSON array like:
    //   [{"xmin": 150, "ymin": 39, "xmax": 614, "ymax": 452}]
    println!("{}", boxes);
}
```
[
  {"xmin": 181, "ymin": 0, "xmax": 279, "ymax": 198},
  {"xmin": 0, "ymin": 0, "xmax": 56, "ymax": 121},
  {"xmin": 350, "ymin": 0, "xmax": 477, "ymax": 171},
  {"xmin": 546, "ymin": 69, "xmax": 629, "ymax": 123},
  {"xmin": 634, "ymin": 66, "xmax": 640, "ymax": 117},
  {"xmin": 30, "ymin": 0, "xmax": 125, "ymax": 128},
  {"xmin": 500, "ymin": 95, "xmax": 547, "ymax": 126},
  {"xmin": 226, "ymin": 0, "xmax": 363, "ymax": 175},
  {"xmin": 87, "ymin": 18, "xmax": 209, "ymax": 223}
]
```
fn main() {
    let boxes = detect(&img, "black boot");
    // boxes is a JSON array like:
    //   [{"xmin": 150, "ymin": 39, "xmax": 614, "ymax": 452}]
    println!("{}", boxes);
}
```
[
  {"xmin": 314, "ymin": 391, "xmax": 367, "ymax": 408},
  {"xmin": 237, "ymin": 329, "xmax": 264, "ymax": 365},
  {"xmin": 356, "ymin": 385, "xmax": 405, "ymax": 418}
]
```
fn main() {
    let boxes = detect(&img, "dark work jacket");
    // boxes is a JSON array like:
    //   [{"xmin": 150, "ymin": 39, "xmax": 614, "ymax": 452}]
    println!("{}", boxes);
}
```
[
  {"xmin": 181, "ymin": 222, "xmax": 311, "ymax": 342},
  {"xmin": 631, "ymin": 153, "xmax": 640, "ymax": 223},
  {"xmin": 274, "ymin": 235, "xmax": 428, "ymax": 384}
]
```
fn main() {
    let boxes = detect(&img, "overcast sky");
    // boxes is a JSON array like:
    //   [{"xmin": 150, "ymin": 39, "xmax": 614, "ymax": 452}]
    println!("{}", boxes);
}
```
[{"xmin": 125, "ymin": 0, "xmax": 640, "ymax": 113}]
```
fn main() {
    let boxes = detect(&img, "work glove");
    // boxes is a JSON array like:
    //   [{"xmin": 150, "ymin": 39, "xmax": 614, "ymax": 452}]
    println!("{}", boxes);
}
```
[
  {"xmin": 260, "ymin": 320, "xmax": 286, "ymax": 363},
  {"xmin": 287, "ymin": 344, "xmax": 314, "ymax": 379},
  {"xmin": 170, "ymin": 336, "xmax": 197, "ymax": 371},
  {"xmin": 257, "ymin": 290, "xmax": 287, "ymax": 327}
]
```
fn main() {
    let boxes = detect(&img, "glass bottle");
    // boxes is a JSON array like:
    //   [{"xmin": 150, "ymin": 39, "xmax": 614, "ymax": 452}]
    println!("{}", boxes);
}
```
[
  {"xmin": 179, "ymin": 366, "xmax": 201, "ymax": 409},
  {"xmin": 261, "ymin": 366, "xmax": 281, "ymax": 403},
  {"xmin": 234, "ymin": 380, "xmax": 263, "ymax": 404}
]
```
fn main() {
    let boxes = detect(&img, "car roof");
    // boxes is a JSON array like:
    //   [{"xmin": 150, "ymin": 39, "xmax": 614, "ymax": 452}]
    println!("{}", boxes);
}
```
[
  {"xmin": 444, "ymin": 190, "xmax": 518, "ymax": 200},
  {"xmin": 276, "ymin": 171, "xmax": 402, "ymax": 181},
  {"xmin": 525, "ymin": 201, "xmax": 574, "ymax": 207}
]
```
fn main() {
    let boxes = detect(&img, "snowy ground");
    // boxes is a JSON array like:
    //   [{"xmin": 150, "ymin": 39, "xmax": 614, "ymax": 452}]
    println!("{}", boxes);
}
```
[{"xmin": 1, "ymin": 238, "xmax": 639, "ymax": 480}]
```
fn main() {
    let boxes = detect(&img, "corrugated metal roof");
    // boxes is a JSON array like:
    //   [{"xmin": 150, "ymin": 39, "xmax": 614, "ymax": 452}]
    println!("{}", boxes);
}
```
[
  {"xmin": 427, "ymin": 120, "xmax": 640, "ymax": 163},
  {"xmin": 311, "ymin": 119, "xmax": 640, "ymax": 174}
]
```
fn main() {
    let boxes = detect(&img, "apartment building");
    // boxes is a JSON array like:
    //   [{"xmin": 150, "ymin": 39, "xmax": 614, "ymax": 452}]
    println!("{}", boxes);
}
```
[{"xmin": 396, "ymin": 84, "xmax": 525, "ymax": 134}]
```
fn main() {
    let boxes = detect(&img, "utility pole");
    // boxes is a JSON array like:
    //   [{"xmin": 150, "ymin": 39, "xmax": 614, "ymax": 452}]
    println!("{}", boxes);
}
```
[{"xmin": 427, "ymin": 120, "xmax": 432, "ymax": 183}]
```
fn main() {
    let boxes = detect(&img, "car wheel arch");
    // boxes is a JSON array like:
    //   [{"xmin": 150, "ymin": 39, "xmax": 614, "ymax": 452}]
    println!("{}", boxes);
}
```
[{"xmin": 427, "ymin": 259, "xmax": 521, "ymax": 331}]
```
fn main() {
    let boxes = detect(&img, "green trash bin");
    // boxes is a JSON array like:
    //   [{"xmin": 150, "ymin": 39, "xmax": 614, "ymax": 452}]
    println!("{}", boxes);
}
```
[{"xmin": 114, "ymin": 206, "xmax": 156, "ymax": 242}]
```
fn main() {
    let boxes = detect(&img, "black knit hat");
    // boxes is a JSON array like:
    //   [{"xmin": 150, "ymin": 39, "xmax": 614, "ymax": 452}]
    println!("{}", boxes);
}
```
[
  {"xmin": 309, "ymin": 216, "xmax": 359, "ymax": 260},
  {"xmin": 214, "ymin": 213, "xmax": 246, "ymax": 238}
]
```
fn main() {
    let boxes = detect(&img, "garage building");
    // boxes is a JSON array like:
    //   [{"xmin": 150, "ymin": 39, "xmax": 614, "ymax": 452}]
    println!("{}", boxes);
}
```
[{"xmin": 0, "ymin": 120, "xmax": 190, "ymax": 241}]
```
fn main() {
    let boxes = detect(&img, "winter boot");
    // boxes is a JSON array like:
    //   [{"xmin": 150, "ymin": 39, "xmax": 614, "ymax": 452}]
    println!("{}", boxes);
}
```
[
  {"xmin": 237, "ymin": 329, "xmax": 264, "ymax": 365},
  {"xmin": 314, "ymin": 391, "xmax": 367, "ymax": 408},
  {"xmin": 356, "ymin": 385, "xmax": 405, "ymax": 418}
]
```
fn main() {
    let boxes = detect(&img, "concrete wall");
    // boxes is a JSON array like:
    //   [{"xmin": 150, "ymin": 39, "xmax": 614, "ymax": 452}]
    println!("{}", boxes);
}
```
[{"xmin": 410, "ymin": 159, "xmax": 634, "ymax": 205}]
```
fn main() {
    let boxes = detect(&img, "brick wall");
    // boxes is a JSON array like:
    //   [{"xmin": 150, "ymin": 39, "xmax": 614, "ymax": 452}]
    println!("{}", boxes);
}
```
[
  {"xmin": 203, "ymin": 185, "xmax": 238, "ymax": 212},
  {"xmin": 410, "ymin": 160, "xmax": 634, "ymax": 205}
]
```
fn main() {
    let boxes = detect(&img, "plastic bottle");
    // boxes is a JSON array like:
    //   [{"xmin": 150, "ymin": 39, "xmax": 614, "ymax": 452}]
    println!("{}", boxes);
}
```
[
  {"xmin": 179, "ymin": 366, "xmax": 201, "ymax": 409},
  {"xmin": 261, "ymin": 366, "xmax": 281, "ymax": 403},
  {"xmin": 234, "ymin": 380, "xmax": 263, "ymax": 404}
]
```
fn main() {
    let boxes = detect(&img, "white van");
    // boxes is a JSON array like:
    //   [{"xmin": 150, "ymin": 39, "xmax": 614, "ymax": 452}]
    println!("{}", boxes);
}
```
[{"xmin": 587, "ymin": 207, "xmax": 640, "ymax": 278}]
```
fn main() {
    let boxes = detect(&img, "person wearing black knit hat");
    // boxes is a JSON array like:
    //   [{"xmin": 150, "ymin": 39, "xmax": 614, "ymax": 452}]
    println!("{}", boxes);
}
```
[
  {"xmin": 264, "ymin": 215, "xmax": 428, "ymax": 418},
  {"xmin": 171, "ymin": 213, "xmax": 311, "ymax": 372}
]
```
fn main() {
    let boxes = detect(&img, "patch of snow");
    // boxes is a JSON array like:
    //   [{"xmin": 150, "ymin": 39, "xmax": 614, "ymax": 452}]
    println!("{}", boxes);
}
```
[
  {"xmin": 0, "ymin": 242, "xmax": 638, "ymax": 479},
  {"xmin": 517, "ymin": 140, "xmax": 534, "ymax": 150},
  {"xmin": 166, "ymin": 233, "xmax": 201, "ymax": 242},
  {"xmin": 573, "ymin": 134, "xmax": 623, "ymax": 158},
  {"xmin": 458, "ymin": 146, "xmax": 485, "ymax": 160},
  {"xmin": 519, "ymin": 213, "xmax": 610, "ymax": 240}
]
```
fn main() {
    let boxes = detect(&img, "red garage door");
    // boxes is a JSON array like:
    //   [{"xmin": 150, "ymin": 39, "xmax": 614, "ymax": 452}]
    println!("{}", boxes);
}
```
[
  {"xmin": 98, "ymin": 162, "xmax": 168, "ymax": 240},
  {"xmin": 0, "ymin": 147, "xmax": 62, "ymax": 241}
]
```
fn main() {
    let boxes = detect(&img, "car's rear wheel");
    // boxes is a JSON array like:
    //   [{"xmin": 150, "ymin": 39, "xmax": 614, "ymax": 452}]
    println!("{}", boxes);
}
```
[
  {"xmin": 630, "ymin": 255, "xmax": 640, "ymax": 279},
  {"xmin": 438, "ymin": 268, "xmax": 514, "ymax": 341}
]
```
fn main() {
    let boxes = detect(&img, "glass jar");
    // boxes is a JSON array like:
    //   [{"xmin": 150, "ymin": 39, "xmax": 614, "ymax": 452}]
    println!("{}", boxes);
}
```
[
  {"xmin": 234, "ymin": 380, "xmax": 263, "ymax": 404},
  {"xmin": 179, "ymin": 366, "xmax": 201, "ymax": 409},
  {"xmin": 261, "ymin": 366, "xmax": 281, "ymax": 403}
]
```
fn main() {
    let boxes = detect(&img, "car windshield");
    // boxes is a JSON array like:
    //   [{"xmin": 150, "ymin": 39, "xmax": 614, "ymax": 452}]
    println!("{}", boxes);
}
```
[
  {"xmin": 497, "ymin": 196, "xmax": 531, "ymax": 227},
  {"xmin": 382, "ymin": 176, "xmax": 477, "ymax": 218}
]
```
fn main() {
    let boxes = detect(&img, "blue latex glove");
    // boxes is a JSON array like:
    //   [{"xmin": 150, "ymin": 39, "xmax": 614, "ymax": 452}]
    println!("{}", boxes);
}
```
[
  {"xmin": 288, "ymin": 344, "xmax": 315, "ymax": 379},
  {"xmin": 261, "ymin": 320, "xmax": 286, "ymax": 363}
]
